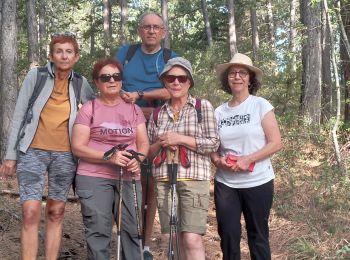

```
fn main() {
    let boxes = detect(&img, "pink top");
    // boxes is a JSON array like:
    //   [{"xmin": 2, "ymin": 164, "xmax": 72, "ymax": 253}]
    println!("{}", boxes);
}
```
[{"xmin": 74, "ymin": 98, "xmax": 146, "ymax": 180}]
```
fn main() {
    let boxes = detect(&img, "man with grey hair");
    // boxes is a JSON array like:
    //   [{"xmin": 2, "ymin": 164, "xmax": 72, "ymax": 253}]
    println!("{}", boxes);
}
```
[{"xmin": 115, "ymin": 11, "xmax": 177, "ymax": 259}]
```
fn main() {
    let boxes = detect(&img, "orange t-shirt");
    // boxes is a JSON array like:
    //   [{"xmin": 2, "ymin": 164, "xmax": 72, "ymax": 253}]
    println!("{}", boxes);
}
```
[{"xmin": 30, "ymin": 78, "xmax": 71, "ymax": 151}]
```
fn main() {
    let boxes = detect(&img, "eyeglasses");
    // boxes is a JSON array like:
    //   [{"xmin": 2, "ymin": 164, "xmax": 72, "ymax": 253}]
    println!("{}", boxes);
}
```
[
  {"xmin": 228, "ymin": 70, "xmax": 249, "ymax": 78},
  {"xmin": 99, "ymin": 73, "xmax": 122, "ymax": 82},
  {"xmin": 163, "ymin": 75, "xmax": 189, "ymax": 83},
  {"xmin": 51, "ymin": 31, "xmax": 76, "ymax": 39},
  {"xmin": 140, "ymin": 24, "xmax": 164, "ymax": 32}
]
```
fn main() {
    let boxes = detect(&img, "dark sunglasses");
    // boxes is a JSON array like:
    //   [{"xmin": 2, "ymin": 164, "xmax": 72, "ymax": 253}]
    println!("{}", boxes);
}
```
[
  {"xmin": 163, "ymin": 75, "xmax": 189, "ymax": 83},
  {"xmin": 99, "ymin": 73, "xmax": 122, "ymax": 82}
]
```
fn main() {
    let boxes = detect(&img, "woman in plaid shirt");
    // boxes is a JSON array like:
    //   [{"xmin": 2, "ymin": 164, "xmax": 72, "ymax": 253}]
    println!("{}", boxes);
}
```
[{"xmin": 148, "ymin": 57, "xmax": 219, "ymax": 260}]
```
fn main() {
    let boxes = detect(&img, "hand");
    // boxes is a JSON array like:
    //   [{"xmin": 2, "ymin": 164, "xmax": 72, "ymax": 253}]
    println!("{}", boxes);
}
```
[
  {"xmin": 233, "ymin": 156, "xmax": 254, "ymax": 172},
  {"xmin": 0, "ymin": 160, "xmax": 17, "ymax": 179},
  {"xmin": 126, "ymin": 158, "xmax": 141, "ymax": 174},
  {"xmin": 109, "ymin": 150, "xmax": 131, "ymax": 167},
  {"xmin": 158, "ymin": 132, "xmax": 180, "ymax": 148},
  {"xmin": 120, "ymin": 91, "xmax": 139, "ymax": 103},
  {"xmin": 215, "ymin": 157, "xmax": 233, "ymax": 171}
]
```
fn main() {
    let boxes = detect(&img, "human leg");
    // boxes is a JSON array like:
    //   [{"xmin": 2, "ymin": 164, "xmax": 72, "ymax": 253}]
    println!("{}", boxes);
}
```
[
  {"xmin": 177, "ymin": 180, "xmax": 210, "ymax": 260},
  {"xmin": 76, "ymin": 175, "xmax": 115, "ymax": 260},
  {"xmin": 241, "ymin": 180, "xmax": 274, "ymax": 260},
  {"xmin": 44, "ymin": 199, "xmax": 66, "ymax": 260},
  {"xmin": 16, "ymin": 148, "xmax": 48, "ymax": 260},
  {"xmin": 116, "ymin": 180, "xmax": 142, "ymax": 260},
  {"xmin": 45, "ymin": 151, "xmax": 76, "ymax": 260},
  {"xmin": 21, "ymin": 201, "xmax": 42, "ymax": 260},
  {"xmin": 180, "ymin": 232, "xmax": 205, "ymax": 260},
  {"xmin": 214, "ymin": 180, "xmax": 242, "ymax": 260}
]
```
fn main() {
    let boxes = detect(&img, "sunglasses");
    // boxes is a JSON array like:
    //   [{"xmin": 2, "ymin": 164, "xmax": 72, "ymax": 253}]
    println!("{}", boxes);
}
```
[
  {"xmin": 99, "ymin": 73, "xmax": 122, "ymax": 82},
  {"xmin": 163, "ymin": 75, "xmax": 189, "ymax": 83},
  {"xmin": 51, "ymin": 31, "xmax": 76, "ymax": 39}
]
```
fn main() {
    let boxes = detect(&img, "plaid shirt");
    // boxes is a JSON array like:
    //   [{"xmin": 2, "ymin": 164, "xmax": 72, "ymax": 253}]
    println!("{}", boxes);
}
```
[{"xmin": 148, "ymin": 95, "xmax": 219, "ymax": 180}]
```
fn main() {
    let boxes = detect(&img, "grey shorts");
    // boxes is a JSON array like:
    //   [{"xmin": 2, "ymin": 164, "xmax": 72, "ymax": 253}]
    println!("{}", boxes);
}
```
[{"xmin": 16, "ymin": 148, "xmax": 76, "ymax": 203}]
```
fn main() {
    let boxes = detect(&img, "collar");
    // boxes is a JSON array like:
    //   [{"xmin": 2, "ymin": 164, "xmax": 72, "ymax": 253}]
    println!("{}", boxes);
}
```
[
  {"xmin": 163, "ymin": 94, "xmax": 197, "ymax": 111},
  {"xmin": 47, "ymin": 62, "xmax": 74, "ymax": 81}
]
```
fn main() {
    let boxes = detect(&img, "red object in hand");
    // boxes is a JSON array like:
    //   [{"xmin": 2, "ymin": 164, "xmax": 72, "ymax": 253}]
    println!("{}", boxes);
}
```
[{"xmin": 225, "ymin": 154, "xmax": 255, "ymax": 172}]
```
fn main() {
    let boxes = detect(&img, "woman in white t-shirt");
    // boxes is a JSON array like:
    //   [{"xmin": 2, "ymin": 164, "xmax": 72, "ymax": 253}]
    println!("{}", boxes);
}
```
[{"xmin": 211, "ymin": 53, "xmax": 282, "ymax": 260}]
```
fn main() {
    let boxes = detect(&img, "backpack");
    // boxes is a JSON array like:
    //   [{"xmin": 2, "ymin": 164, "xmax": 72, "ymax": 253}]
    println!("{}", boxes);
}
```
[
  {"xmin": 15, "ymin": 66, "xmax": 83, "ymax": 149},
  {"xmin": 152, "ymin": 98, "xmax": 202, "ymax": 127},
  {"xmin": 124, "ymin": 43, "xmax": 172, "ymax": 65}
]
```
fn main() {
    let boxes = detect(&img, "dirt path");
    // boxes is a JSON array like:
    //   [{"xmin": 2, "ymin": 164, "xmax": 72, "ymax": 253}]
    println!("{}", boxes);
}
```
[{"xmin": 0, "ymin": 180, "xmax": 306, "ymax": 259}]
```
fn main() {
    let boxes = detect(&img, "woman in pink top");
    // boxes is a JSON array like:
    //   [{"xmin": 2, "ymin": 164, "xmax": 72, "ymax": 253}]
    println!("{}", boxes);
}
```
[{"xmin": 71, "ymin": 58, "xmax": 149, "ymax": 260}]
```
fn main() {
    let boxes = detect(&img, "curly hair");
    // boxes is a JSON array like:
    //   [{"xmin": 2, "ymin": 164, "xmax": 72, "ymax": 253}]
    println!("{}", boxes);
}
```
[
  {"xmin": 220, "ymin": 66, "xmax": 261, "ymax": 95},
  {"xmin": 92, "ymin": 58, "xmax": 123, "ymax": 81}
]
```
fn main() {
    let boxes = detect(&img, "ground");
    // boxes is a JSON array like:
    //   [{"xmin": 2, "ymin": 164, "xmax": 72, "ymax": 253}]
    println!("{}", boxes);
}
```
[{"xmin": 0, "ymin": 177, "xmax": 309, "ymax": 260}]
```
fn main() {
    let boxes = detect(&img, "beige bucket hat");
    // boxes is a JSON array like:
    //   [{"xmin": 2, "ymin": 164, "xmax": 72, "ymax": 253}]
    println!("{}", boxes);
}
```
[{"xmin": 216, "ymin": 53, "xmax": 263, "ymax": 84}]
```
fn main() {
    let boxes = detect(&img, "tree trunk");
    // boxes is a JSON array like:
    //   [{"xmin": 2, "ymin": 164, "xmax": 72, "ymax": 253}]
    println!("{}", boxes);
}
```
[
  {"xmin": 103, "ymin": 0, "xmax": 112, "ymax": 56},
  {"xmin": 120, "ymin": 0, "xmax": 127, "ymax": 45},
  {"xmin": 321, "ymin": 1, "xmax": 332, "ymax": 123},
  {"xmin": 289, "ymin": 0, "xmax": 297, "ymax": 73},
  {"xmin": 323, "ymin": 0, "xmax": 342, "ymax": 167},
  {"xmin": 26, "ymin": 0, "xmax": 39, "ymax": 68},
  {"xmin": 201, "ymin": 0, "xmax": 213, "ymax": 48},
  {"xmin": 38, "ymin": 0, "xmax": 47, "ymax": 63},
  {"xmin": 250, "ymin": 5, "xmax": 259, "ymax": 61},
  {"xmin": 337, "ymin": 1, "xmax": 350, "ymax": 57},
  {"xmin": 227, "ymin": 0, "xmax": 238, "ymax": 57},
  {"xmin": 339, "ymin": 1, "xmax": 350, "ymax": 124},
  {"xmin": 161, "ymin": 0, "xmax": 170, "ymax": 48},
  {"xmin": 90, "ymin": 2, "xmax": 96, "ymax": 55},
  {"xmin": 300, "ymin": 0, "xmax": 322, "ymax": 125},
  {"xmin": 266, "ymin": 0, "xmax": 278, "ymax": 73},
  {"xmin": 0, "ymin": 0, "xmax": 18, "ymax": 160}
]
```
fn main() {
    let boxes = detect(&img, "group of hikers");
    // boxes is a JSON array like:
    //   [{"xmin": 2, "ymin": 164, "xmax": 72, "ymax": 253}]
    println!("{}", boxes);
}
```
[{"xmin": 0, "ymin": 11, "xmax": 282, "ymax": 260}]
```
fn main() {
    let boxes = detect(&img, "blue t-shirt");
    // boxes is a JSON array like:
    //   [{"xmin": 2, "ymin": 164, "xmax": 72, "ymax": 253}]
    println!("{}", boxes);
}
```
[{"xmin": 115, "ymin": 44, "xmax": 177, "ymax": 107}]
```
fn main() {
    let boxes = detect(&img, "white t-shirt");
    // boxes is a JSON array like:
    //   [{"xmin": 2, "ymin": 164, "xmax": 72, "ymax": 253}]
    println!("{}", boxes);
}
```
[{"xmin": 215, "ymin": 95, "xmax": 275, "ymax": 188}]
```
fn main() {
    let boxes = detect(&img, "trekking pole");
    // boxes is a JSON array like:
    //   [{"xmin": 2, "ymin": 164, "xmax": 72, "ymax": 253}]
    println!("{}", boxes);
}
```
[
  {"xmin": 127, "ymin": 151, "xmax": 147, "ymax": 260},
  {"xmin": 131, "ymin": 171, "xmax": 144, "ymax": 260},
  {"xmin": 103, "ymin": 144, "xmax": 128, "ymax": 260},
  {"xmin": 167, "ymin": 148, "xmax": 180, "ymax": 260},
  {"xmin": 142, "ymin": 162, "xmax": 150, "ymax": 246}
]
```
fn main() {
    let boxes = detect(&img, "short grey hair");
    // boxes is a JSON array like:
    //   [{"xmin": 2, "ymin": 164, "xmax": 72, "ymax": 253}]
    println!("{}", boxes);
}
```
[{"xmin": 138, "ymin": 11, "xmax": 166, "ymax": 28}]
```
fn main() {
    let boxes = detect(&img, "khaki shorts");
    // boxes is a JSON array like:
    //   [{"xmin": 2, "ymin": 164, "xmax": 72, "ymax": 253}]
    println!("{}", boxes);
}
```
[{"xmin": 155, "ymin": 179, "xmax": 210, "ymax": 235}]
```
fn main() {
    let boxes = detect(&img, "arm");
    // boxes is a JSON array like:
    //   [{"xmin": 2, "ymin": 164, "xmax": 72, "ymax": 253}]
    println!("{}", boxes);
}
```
[
  {"xmin": 71, "ymin": 124, "xmax": 131, "ymax": 167},
  {"xmin": 121, "ymin": 88, "xmax": 170, "ymax": 104},
  {"xmin": 194, "ymin": 100, "xmax": 220, "ymax": 154},
  {"xmin": 4, "ymin": 69, "xmax": 38, "ymax": 161},
  {"xmin": 235, "ymin": 110, "xmax": 282, "ymax": 171}
]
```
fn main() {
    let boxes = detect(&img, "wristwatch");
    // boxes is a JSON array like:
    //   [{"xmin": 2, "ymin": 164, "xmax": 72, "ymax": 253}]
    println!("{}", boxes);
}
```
[{"xmin": 137, "ymin": 90, "xmax": 144, "ymax": 99}]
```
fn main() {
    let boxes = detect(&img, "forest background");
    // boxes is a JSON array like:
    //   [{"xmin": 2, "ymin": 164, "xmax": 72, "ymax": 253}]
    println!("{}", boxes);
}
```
[{"xmin": 0, "ymin": 0, "xmax": 349, "ymax": 259}]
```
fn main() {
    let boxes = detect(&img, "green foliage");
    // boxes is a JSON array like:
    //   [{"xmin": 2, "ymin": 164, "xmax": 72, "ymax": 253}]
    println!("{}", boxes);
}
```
[{"xmin": 289, "ymin": 237, "xmax": 319, "ymax": 260}]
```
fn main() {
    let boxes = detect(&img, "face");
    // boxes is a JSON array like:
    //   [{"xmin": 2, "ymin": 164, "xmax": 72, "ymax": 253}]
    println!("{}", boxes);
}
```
[
  {"xmin": 49, "ymin": 42, "xmax": 79, "ymax": 72},
  {"xmin": 227, "ymin": 65, "xmax": 250, "ymax": 94},
  {"xmin": 138, "ymin": 14, "xmax": 166, "ymax": 48},
  {"xmin": 163, "ymin": 66, "xmax": 191, "ymax": 100},
  {"xmin": 95, "ymin": 65, "xmax": 122, "ymax": 96}
]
